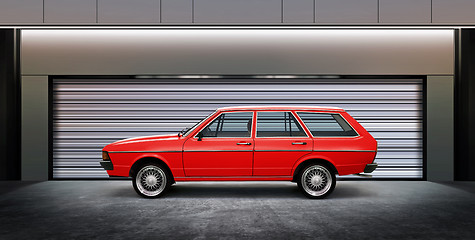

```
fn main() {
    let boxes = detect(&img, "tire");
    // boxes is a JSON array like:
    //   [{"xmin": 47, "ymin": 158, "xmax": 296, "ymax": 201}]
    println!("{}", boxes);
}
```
[
  {"xmin": 132, "ymin": 163, "xmax": 171, "ymax": 198},
  {"xmin": 297, "ymin": 163, "xmax": 336, "ymax": 199}
]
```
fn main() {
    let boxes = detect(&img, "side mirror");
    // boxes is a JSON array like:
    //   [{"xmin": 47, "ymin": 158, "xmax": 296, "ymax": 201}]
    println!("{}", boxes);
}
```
[{"xmin": 196, "ymin": 132, "xmax": 203, "ymax": 141}]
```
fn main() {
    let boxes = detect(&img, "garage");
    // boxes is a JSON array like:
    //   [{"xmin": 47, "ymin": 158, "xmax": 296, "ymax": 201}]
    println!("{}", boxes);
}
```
[
  {"xmin": 52, "ymin": 77, "xmax": 423, "ymax": 179},
  {"xmin": 4, "ymin": 0, "xmax": 475, "ymax": 238}
]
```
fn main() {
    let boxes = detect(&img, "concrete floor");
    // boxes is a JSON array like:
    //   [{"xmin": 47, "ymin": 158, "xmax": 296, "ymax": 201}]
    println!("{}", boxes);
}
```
[{"xmin": 0, "ymin": 181, "xmax": 474, "ymax": 240}]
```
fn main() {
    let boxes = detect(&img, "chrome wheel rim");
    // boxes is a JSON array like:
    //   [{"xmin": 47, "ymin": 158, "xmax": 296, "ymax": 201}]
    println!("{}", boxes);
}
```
[
  {"xmin": 136, "ymin": 166, "xmax": 167, "ymax": 197},
  {"xmin": 301, "ymin": 165, "xmax": 332, "ymax": 197}
]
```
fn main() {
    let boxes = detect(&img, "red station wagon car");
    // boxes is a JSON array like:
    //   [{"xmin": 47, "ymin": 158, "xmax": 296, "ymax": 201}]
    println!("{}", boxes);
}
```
[{"xmin": 101, "ymin": 106, "xmax": 378, "ymax": 199}]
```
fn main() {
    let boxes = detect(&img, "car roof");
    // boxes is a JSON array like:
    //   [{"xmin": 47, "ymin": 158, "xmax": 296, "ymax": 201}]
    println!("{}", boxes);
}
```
[{"xmin": 217, "ymin": 106, "xmax": 345, "ymax": 112}]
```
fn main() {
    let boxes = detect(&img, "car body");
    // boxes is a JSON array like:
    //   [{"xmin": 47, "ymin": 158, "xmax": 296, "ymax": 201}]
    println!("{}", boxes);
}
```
[{"xmin": 101, "ymin": 106, "xmax": 378, "ymax": 198}]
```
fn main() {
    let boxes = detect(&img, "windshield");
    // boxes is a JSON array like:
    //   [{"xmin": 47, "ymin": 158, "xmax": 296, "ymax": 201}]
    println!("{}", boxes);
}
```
[{"xmin": 182, "ymin": 111, "xmax": 217, "ymax": 137}]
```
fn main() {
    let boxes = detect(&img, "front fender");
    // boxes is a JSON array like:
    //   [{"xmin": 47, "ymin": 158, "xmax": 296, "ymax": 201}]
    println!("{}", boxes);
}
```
[{"xmin": 107, "ymin": 151, "xmax": 184, "ymax": 178}]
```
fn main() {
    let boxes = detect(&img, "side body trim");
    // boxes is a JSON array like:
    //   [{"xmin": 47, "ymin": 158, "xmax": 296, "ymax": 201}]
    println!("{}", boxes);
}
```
[
  {"xmin": 108, "ymin": 151, "xmax": 181, "ymax": 153},
  {"xmin": 255, "ymin": 150, "xmax": 312, "ymax": 152},
  {"xmin": 313, "ymin": 150, "xmax": 376, "ymax": 152},
  {"xmin": 109, "ymin": 150, "xmax": 376, "ymax": 153}
]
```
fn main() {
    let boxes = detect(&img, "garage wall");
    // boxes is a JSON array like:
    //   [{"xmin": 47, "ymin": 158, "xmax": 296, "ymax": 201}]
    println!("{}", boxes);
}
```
[
  {"xmin": 20, "ymin": 28, "xmax": 455, "ymax": 181},
  {"xmin": 21, "ymin": 76, "xmax": 49, "ymax": 180},
  {"xmin": 21, "ymin": 29, "xmax": 454, "ymax": 75},
  {"xmin": 1, "ymin": 0, "xmax": 475, "ymax": 24},
  {"xmin": 0, "ymin": 29, "xmax": 21, "ymax": 180},
  {"xmin": 427, "ymin": 76, "xmax": 454, "ymax": 181}
]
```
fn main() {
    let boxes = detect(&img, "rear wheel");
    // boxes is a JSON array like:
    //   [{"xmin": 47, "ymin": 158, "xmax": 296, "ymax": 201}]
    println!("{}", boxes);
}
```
[
  {"xmin": 132, "ymin": 163, "xmax": 171, "ymax": 198},
  {"xmin": 297, "ymin": 163, "xmax": 336, "ymax": 199}
]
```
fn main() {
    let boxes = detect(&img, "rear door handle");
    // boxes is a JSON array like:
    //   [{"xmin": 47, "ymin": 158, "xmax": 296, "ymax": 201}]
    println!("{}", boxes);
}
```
[
  {"xmin": 292, "ymin": 142, "xmax": 307, "ymax": 145},
  {"xmin": 236, "ymin": 142, "xmax": 252, "ymax": 145}
]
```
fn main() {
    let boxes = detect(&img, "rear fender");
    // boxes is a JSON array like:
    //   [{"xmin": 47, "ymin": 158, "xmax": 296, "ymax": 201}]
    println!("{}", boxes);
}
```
[{"xmin": 291, "ymin": 154, "xmax": 338, "ymax": 180}]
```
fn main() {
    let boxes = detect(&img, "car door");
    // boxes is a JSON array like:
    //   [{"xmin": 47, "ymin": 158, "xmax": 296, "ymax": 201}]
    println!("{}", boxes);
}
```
[
  {"xmin": 253, "ymin": 111, "xmax": 313, "ymax": 176},
  {"xmin": 183, "ymin": 111, "xmax": 254, "ymax": 177}
]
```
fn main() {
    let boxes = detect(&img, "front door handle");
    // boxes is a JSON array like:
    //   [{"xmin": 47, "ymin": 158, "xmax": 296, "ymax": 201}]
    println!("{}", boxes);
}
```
[
  {"xmin": 236, "ymin": 142, "xmax": 252, "ymax": 145},
  {"xmin": 292, "ymin": 142, "xmax": 307, "ymax": 145}
]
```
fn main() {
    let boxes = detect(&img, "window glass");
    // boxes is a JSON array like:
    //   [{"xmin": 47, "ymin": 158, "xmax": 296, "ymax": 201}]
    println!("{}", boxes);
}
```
[
  {"xmin": 199, "ymin": 112, "xmax": 253, "ymax": 138},
  {"xmin": 297, "ymin": 112, "xmax": 358, "ymax": 137},
  {"xmin": 257, "ymin": 112, "xmax": 307, "ymax": 137},
  {"xmin": 183, "ymin": 111, "xmax": 216, "ymax": 137}
]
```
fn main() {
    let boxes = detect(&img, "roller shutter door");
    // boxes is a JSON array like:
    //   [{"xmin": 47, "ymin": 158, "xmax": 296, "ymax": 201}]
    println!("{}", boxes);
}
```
[{"xmin": 52, "ymin": 77, "xmax": 423, "ymax": 179}]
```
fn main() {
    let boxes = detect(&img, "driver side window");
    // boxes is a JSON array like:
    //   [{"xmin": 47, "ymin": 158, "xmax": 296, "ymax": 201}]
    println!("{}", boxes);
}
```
[{"xmin": 199, "ymin": 112, "xmax": 253, "ymax": 138}]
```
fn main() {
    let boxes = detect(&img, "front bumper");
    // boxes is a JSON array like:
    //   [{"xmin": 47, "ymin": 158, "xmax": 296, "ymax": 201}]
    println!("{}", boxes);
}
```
[
  {"xmin": 364, "ymin": 163, "xmax": 378, "ymax": 173},
  {"xmin": 100, "ymin": 161, "xmax": 114, "ymax": 170}
]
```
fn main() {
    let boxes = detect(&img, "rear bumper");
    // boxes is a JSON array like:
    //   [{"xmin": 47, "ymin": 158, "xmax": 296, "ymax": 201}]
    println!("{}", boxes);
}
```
[
  {"xmin": 100, "ymin": 161, "xmax": 114, "ymax": 170},
  {"xmin": 364, "ymin": 163, "xmax": 378, "ymax": 173}
]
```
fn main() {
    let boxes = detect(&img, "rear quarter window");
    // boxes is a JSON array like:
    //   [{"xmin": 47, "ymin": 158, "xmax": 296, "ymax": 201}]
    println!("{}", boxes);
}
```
[{"xmin": 297, "ymin": 112, "xmax": 358, "ymax": 137}]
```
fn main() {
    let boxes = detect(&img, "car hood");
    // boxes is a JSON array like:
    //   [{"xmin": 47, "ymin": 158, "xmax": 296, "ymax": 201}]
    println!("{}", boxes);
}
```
[{"xmin": 103, "ymin": 134, "xmax": 181, "ymax": 151}]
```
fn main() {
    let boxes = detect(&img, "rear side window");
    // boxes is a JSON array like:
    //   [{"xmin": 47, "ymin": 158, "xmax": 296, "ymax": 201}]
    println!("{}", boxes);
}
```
[
  {"xmin": 297, "ymin": 112, "xmax": 358, "ymax": 137},
  {"xmin": 199, "ymin": 112, "xmax": 253, "ymax": 138},
  {"xmin": 257, "ymin": 112, "xmax": 307, "ymax": 137}
]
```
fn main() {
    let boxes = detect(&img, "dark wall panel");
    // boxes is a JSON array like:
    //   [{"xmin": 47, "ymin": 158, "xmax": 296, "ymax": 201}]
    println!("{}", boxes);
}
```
[
  {"xmin": 456, "ymin": 29, "xmax": 475, "ymax": 180},
  {"xmin": 0, "ymin": 29, "xmax": 20, "ymax": 180}
]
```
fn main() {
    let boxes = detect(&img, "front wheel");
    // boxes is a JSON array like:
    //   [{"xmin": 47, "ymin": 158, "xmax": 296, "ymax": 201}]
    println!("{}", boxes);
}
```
[
  {"xmin": 297, "ymin": 163, "xmax": 336, "ymax": 199},
  {"xmin": 132, "ymin": 163, "xmax": 170, "ymax": 198}
]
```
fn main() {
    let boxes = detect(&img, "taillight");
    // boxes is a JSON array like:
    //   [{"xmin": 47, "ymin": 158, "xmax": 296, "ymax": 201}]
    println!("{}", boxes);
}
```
[{"xmin": 102, "ymin": 151, "xmax": 111, "ymax": 161}]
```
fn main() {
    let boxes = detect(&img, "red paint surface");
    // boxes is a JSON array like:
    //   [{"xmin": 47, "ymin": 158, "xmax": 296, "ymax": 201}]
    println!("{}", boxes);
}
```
[{"xmin": 102, "ymin": 106, "xmax": 377, "ymax": 180}]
